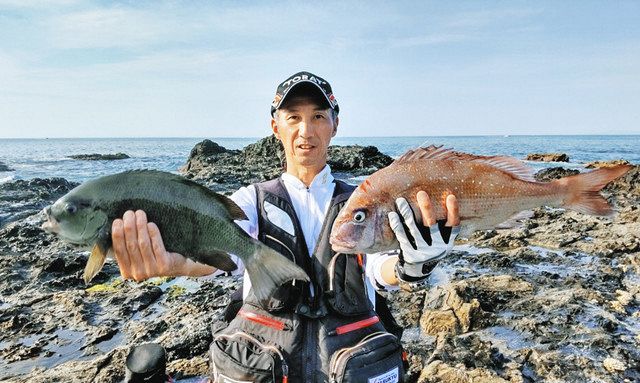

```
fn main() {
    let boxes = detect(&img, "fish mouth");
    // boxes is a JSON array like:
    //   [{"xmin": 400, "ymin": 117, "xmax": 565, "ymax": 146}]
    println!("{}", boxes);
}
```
[
  {"xmin": 41, "ymin": 220, "xmax": 59, "ymax": 233},
  {"xmin": 41, "ymin": 207, "xmax": 60, "ymax": 234},
  {"xmin": 329, "ymin": 235, "xmax": 358, "ymax": 253}
]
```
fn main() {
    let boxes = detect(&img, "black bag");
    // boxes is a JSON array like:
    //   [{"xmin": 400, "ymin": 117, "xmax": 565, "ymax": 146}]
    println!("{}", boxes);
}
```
[
  {"xmin": 210, "ymin": 331, "xmax": 289, "ymax": 383},
  {"xmin": 328, "ymin": 332, "xmax": 404, "ymax": 383}
]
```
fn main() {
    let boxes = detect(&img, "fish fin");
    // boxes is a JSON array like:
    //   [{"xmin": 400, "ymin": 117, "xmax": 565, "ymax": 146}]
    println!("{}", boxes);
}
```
[
  {"xmin": 84, "ymin": 244, "xmax": 109, "ymax": 284},
  {"xmin": 470, "ymin": 156, "xmax": 537, "ymax": 182},
  {"xmin": 495, "ymin": 210, "xmax": 535, "ymax": 230},
  {"xmin": 173, "ymin": 177, "xmax": 248, "ymax": 220},
  {"xmin": 556, "ymin": 164, "xmax": 633, "ymax": 216},
  {"xmin": 120, "ymin": 170, "xmax": 249, "ymax": 220},
  {"xmin": 215, "ymin": 194, "xmax": 248, "ymax": 221},
  {"xmin": 244, "ymin": 242, "xmax": 310, "ymax": 304},
  {"xmin": 197, "ymin": 250, "xmax": 238, "ymax": 272},
  {"xmin": 394, "ymin": 145, "xmax": 445, "ymax": 163},
  {"xmin": 395, "ymin": 146, "xmax": 537, "ymax": 182}
]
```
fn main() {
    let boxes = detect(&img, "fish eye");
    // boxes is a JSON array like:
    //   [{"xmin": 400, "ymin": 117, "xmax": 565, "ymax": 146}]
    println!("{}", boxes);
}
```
[
  {"xmin": 65, "ymin": 204, "xmax": 78, "ymax": 214},
  {"xmin": 353, "ymin": 210, "xmax": 366, "ymax": 223}
]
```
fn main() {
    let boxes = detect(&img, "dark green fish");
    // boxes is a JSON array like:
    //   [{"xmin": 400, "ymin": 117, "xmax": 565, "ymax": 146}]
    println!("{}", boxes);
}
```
[{"xmin": 41, "ymin": 170, "xmax": 309, "ymax": 302}]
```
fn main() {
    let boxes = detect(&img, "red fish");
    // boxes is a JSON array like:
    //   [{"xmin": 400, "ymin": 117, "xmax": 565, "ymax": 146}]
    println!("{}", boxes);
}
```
[{"xmin": 330, "ymin": 146, "xmax": 632, "ymax": 253}]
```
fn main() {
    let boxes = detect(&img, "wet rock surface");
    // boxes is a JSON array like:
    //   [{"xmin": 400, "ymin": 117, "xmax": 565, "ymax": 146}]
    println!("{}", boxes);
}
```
[
  {"xmin": 68, "ymin": 153, "xmax": 130, "ymax": 160},
  {"xmin": 525, "ymin": 153, "xmax": 570, "ymax": 162},
  {"xmin": 0, "ymin": 178, "xmax": 79, "ymax": 228},
  {"xmin": 1, "ymin": 141, "xmax": 639, "ymax": 382}
]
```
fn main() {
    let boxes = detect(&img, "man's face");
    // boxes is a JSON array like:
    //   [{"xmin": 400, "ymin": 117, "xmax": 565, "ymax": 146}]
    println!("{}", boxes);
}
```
[{"xmin": 271, "ymin": 98, "xmax": 338, "ymax": 171}]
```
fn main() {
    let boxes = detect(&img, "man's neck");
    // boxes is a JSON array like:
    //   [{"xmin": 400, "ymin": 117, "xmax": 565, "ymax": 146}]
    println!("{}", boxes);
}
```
[{"xmin": 285, "ymin": 162, "xmax": 326, "ymax": 187}]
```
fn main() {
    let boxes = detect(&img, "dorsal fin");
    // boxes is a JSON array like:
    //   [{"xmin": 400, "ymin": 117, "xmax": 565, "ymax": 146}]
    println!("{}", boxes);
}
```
[
  {"xmin": 394, "ymin": 146, "xmax": 537, "ymax": 182},
  {"xmin": 174, "ymin": 176, "xmax": 248, "ymax": 220}
]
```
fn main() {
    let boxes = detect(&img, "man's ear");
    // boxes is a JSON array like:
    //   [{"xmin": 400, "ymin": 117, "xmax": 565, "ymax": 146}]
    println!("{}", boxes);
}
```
[
  {"xmin": 271, "ymin": 118, "xmax": 280, "ymax": 139},
  {"xmin": 332, "ymin": 116, "xmax": 339, "ymax": 137}
]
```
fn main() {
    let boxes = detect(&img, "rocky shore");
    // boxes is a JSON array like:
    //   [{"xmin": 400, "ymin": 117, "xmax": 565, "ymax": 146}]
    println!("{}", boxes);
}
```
[{"xmin": 0, "ymin": 138, "xmax": 638, "ymax": 382}]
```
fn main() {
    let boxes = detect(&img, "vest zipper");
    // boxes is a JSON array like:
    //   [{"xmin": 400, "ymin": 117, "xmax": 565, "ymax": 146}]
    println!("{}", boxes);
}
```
[
  {"xmin": 265, "ymin": 234, "xmax": 298, "ymax": 287},
  {"xmin": 327, "ymin": 253, "xmax": 341, "ymax": 293}
]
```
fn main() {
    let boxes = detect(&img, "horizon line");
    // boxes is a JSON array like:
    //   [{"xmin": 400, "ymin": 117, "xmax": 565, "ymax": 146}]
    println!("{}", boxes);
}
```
[{"xmin": 1, "ymin": 133, "xmax": 639, "ymax": 140}]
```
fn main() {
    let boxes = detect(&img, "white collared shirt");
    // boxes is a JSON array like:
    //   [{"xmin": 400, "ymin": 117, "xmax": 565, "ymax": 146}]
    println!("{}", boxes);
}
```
[{"xmin": 213, "ymin": 166, "xmax": 397, "ymax": 302}]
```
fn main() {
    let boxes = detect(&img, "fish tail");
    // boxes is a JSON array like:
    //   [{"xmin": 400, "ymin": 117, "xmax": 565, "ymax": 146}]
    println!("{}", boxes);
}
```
[
  {"xmin": 554, "ymin": 164, "xmax": 633, "ymax": 216},
  {"xmin": 245, "ymin": 242, "xmax": 310, "ymax": 303}
]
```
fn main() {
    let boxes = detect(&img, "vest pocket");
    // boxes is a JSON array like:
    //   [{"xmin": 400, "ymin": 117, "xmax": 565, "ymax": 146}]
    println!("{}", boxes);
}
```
[
  {"xmin": 327, "ymin": 253, "xmax": 372, "ymax": 316},
  {"xmin": 329, "ymin": 332, "xmax": 404, "ymax": 383},
  {"xmin": 211, "ymin": 331, "xmax": 289, "ymax": 383}
]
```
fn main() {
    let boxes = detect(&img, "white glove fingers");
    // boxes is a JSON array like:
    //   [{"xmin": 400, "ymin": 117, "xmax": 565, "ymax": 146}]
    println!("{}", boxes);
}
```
[
  {"xmin": 448, "ymin": 226, "xmax": 461, "ymax": 246},
  {"xmin": 395, "ymin": 198, "xmax": 428, "ymax": 248},
  {"xmin": 388, "ymin": 211, "xmax": 413, "ymax": 249},
  {"xmin": 429, "ymin": 223, "xmax": 447, "ymax": 246}
]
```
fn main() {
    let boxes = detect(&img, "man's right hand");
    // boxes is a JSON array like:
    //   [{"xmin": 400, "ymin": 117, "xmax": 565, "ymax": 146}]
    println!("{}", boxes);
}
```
[{"xmin": 111, "ymin": 210, "xmax": 215, "ymax": 281}]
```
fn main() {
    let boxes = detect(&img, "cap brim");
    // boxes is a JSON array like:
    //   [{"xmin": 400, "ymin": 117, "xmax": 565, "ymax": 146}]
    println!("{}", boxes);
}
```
[{"xmin": 272, "ymin": 80, "xmax": 335, "ymax": 115}]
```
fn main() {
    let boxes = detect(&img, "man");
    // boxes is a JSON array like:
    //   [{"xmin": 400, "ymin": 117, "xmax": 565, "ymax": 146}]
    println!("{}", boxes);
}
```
[{"xmin": 113, "ymin": 71, "xmax": 460, "ymax": 382}]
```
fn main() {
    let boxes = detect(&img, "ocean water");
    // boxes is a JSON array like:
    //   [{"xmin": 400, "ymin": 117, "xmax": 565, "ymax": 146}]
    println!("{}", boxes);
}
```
[{"xmin": 0, "ymin": 135, "xmax": 638, "ymax": 184}]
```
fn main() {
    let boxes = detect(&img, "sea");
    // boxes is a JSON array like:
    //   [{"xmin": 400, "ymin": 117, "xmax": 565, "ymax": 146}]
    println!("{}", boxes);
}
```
[{"xmin": 0, "ymin": 135, "xmax": 639, "ymax": 184}]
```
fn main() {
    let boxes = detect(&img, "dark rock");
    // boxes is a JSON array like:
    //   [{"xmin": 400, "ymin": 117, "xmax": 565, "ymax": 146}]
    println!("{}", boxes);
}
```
[
  {"xmin": 603, "ymin": 165, "xmax": 639, "ymax": 199},
  {"xmin": 180, "ymin": 136, "xmax": 392, "ymax": 192},
  {"xmin": 43, "ymin": 257, "xmax": 66, "ymax": 273},
  {"xmin": 241, "ymin": 135, "xmax": 285, "ymax": 165},
  {"xmin": 0, "ymin": 161, "xmax": 12, "ymax": 172},
  {"xmin": 327, "ymin": 145, "xmax": 393, "ymax": 175},
  {"xmin": 534, "ymin": 167, "xmax": 580, "ymax": 182},
  {"xmin": 190, "ymin": 139, "xmax": 228, "ymax": 157},
  {"xmin": 526, "ymin": 153, "xmax": 570, "ymax": 162},
  {"xmin": 68, "ymin": 153, "xmax": 130, "ymax": 160}
]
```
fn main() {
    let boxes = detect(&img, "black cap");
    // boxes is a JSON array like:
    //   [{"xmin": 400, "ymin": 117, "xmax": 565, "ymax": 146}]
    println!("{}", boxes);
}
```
[
  {"xmin": 270, "ymin": 71, "xmax": 339, "ymax": 116},
  {"xmin": 124, "ymin": 343, "xmax": 168, "ymax": 383}
]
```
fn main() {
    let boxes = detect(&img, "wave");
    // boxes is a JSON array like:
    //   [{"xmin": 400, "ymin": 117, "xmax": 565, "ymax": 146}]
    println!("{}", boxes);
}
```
[{"xmin": 0, "ymin": 174, "xmax": 16, "ymax": 184}]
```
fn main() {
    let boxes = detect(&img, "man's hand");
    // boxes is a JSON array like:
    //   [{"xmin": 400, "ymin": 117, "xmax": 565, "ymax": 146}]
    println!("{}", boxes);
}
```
[
  {"xmin": 111, "ymin": 210, "xmax": 215, "ymax": 281},
  {"xmin": 387, "ymin": 191, "xmax": 461, "ymax": 285}
]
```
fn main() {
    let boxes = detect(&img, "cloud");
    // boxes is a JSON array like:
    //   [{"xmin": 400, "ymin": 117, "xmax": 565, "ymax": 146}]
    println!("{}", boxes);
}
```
[{"xmin": 47, "ymin": 7, "xmax": 177, "ymax": 49}]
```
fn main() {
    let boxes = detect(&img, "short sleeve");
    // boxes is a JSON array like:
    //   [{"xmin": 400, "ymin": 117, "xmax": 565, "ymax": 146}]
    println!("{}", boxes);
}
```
[{"xmin": 365, "ymin": 251, "xmax": 400, "ymax": 292}]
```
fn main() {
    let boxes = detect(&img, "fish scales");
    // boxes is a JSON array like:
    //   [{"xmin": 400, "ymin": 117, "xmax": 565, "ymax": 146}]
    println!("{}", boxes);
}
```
[
  {"xmin": 330, "ymin": 146, "xmax": 632, "ymax": 254},
  {"xmin": 42, "ymin": 170, "xmax": 309, "ymax": 303},
  {"xmin": 378, "ymin": 160, "xmax": 557, "ymax": 225}
]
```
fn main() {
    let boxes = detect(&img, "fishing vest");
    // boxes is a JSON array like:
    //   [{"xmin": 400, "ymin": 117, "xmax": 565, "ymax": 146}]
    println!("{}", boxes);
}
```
[{"xmin": 210, "ymin": 178, "xmax": 405, "ymax": 383}]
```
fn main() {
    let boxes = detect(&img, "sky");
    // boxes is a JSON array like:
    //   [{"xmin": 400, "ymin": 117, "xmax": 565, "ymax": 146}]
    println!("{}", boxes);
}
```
[{"xmin": 0, "ymin": 1, "xmax": 639, "ymax": 138}]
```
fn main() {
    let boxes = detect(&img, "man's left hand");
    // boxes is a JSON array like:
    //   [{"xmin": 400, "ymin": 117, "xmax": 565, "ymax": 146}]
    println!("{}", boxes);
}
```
[{"xmin": 387, "ymin": 191, "xmax": 461, "ymax": 283}]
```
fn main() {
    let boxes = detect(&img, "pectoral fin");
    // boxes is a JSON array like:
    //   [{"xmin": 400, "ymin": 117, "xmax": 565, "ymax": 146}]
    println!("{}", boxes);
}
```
[
  {"xmin": 84, "ymin": 244, "xmax": 109, "ymax": 284},
  {"xmin": 196, "ymin": 250, "xmax": 238, "ymax": 272}
]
